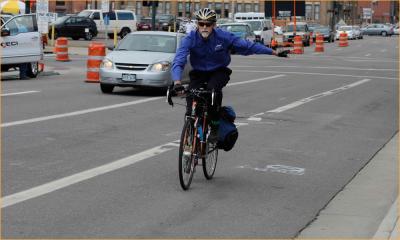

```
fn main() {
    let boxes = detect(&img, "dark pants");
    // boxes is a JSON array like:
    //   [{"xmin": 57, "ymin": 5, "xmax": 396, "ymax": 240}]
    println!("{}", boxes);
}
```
[{"xmin": 186, "ymin": 67, "xmax": 232, "ymax": 126}]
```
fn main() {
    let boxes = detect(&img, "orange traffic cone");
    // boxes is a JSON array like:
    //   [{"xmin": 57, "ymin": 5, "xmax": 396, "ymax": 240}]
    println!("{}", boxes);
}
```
[
  {"xmin": 55, "ymin": 37, "xmax": 69, "ymax": 61},
  {"xmin": 315, "ymin": 34, "xmax": 324, "ymax": 52}
]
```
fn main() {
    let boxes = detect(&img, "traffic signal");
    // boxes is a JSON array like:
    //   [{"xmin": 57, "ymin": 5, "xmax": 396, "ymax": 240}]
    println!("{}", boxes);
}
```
[{"xmin": 143, "ymin": 1, "xmax": 159, "ymax": 7}]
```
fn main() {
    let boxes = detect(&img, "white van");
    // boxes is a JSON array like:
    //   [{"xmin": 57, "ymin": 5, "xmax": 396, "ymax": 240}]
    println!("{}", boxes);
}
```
[
  {"xmin": 241, "ymin": 19, "xmax": 273, "ymax": 46},
  {"xmin": 234, "ymin": 12, "xmax": 265, "ymax": 21},
  {"xmin": 1, "ymin": 14, "xmax": 43, "ymax": 78},
  {"xmin": 78, "ymin": 10, "xmax": 137, "ymax": 38}
]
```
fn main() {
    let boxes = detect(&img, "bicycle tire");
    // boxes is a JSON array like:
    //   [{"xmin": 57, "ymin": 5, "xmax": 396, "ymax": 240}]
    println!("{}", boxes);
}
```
[
  {"xmin": 178, "ymin": 119, "xmax": 196, "ymax": 190},
  {"xmin": 202, "ymin": 140, "xmax": 218, "ymax": 180}
]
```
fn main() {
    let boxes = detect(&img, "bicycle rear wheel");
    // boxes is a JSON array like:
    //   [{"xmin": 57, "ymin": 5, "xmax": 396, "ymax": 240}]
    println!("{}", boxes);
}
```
[
  {"xmin": 202, "ymin": 141, "xmax": 218, "ymax": 180},
  {"xmin": 178, "ymin": 119, "xmax": 196, "ymax": 190}
]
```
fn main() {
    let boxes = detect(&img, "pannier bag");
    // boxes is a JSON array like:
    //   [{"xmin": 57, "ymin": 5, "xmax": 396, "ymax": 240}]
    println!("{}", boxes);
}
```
[{"xmin": 217, "ymin": 106, "xmax": 239, "ymax": 151}]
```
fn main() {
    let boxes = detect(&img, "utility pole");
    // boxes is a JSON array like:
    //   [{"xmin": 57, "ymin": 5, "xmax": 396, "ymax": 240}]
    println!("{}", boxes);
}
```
[{"xmin": 151, "ymin": 1, "xmax": 157, "ymax": 31}]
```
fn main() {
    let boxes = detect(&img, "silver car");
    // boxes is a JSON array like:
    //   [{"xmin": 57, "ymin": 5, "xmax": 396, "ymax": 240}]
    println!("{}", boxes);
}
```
[
  {"xmin": 361, "ymin": 24, "xmax": 394, "ymax": 36},
  {"xmin": 100, "ymin": 31, "xmax": 190, "ymax": 93}
]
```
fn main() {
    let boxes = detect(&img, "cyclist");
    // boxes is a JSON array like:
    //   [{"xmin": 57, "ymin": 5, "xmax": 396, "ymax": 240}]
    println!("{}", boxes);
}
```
[{"xmin": 171, "ymin": 8, "xmax": 289, "ymax": 143}]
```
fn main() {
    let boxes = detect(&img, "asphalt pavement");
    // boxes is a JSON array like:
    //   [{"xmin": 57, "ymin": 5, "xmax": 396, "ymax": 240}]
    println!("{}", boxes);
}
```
[{"xmin": 1, "ymin": 35, "xmax": 398, "ymax": 238}]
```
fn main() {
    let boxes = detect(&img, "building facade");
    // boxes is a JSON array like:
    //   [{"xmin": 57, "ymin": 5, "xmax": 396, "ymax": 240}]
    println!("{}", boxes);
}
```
[{"xmin": 46, "ymin": 1, "xmax": 398, "ymax": 25}]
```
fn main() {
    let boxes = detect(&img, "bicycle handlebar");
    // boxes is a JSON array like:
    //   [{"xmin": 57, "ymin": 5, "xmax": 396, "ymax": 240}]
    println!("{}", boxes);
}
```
[{"xmin": 166, "ymin": 86, "xmax": 216, "ymax": 107}]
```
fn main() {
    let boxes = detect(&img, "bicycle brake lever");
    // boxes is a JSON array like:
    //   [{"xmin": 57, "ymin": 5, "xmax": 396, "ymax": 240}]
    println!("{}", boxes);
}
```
[
  {"xmin": 166, "ymin": 89, "xmax": 174, "ymax": 107},
  {"xmin": 211, "ymin": 90, "xmax": 215, "ymax": 106}
]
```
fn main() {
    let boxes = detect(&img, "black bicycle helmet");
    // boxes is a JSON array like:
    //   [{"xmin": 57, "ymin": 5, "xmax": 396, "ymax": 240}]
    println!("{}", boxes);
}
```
[{"xmin": 195, "ymin": 8, "xmax": 217, "ymax": 22}]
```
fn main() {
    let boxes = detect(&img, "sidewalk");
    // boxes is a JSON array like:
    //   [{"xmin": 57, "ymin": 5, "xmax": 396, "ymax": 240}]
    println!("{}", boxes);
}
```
[{"xmin": 298, "ymin": 132, "xmax": 398, "ymax": 238}]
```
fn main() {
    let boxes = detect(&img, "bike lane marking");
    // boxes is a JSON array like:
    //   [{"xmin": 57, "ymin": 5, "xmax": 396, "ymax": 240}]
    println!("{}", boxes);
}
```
[{"xmin": 2, "ymin": 78, "xmax": 372, "ymax": 208}]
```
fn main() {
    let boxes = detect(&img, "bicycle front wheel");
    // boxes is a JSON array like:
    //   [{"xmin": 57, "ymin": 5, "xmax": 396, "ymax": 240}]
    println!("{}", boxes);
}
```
[
  {"xmin": 202, "ymin": 141, "xmax": 218, "ymax": 180},
  {"xmin": 178, "ymin": 119, "xmax": 196, "ymax": 190}
]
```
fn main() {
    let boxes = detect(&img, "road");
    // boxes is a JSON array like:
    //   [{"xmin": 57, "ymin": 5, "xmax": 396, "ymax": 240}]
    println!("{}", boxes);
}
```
[{"xmin": 2, "ymin": 36, "xmax": 398, "ymax": 238}]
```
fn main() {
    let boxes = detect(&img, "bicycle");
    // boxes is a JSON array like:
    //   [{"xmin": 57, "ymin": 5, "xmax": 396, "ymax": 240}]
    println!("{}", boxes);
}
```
[{"xmin": 167, "ymin": 85, "xmax": 219, "ymax": 190}]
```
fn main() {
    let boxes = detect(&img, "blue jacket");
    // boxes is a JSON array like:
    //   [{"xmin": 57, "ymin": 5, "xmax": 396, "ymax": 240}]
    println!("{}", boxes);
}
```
[{"xmin": 171, "ymin": 28, "xmax": 274, "ymax": 81}]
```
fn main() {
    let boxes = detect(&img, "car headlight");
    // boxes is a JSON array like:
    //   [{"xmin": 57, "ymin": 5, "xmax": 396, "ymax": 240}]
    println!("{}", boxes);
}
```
[
  {"xmin": 150, "ymin": 61, "xmax": 171, "ymax": 72},
  {"xmin": 101, "ymin": 58, "xmax": 113, "ymax": 70}
]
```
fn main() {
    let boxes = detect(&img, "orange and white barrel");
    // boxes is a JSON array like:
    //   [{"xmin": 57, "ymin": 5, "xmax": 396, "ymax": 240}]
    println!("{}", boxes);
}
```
[
  {"xmin": 292, "ymin": 35, "xmax": 304, "ymax": 54},
  {"xmin": 55, "ymin": 37, "xmax": 69, "ymax": 61},
  {"xmin": 315, "ymin": 34, "xmax": 324, "ymax": 52},
  {"xmin": 339, "ymin": 32, "xmax": 348, "ymax": 47},
  {"xmin": 86, "ymin": 42, "xmax": 106, "ymax": 83}
]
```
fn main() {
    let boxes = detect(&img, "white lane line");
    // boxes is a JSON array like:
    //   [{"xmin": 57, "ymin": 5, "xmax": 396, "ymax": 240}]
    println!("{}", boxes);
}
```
[
  {"xmin": 365, "ymin": 53, "xmax": 371, "ymax": 57},
  {"xmin": 1, "ymin": 90, "xmax": 40, "ymax": 97},
  {"xmin": 1, "ymin": 75, "xmax": 285, "ymax": 128},
  {"xmin": 267, "ymin": 79, "xmax": 371, "ymax": 113},
  {"xmin": 1, "ymin": 78, "xmax": 371, "ymax": 208},
  {"xmin": 234, "ymin": 69, "xmax": 396, "ymax": 80},
  {"xmin": 231, "ymin": 65, "xmax": 396, "ymax": 72},
  {"xmin": 1, "ymin": 97, "xmax": 163, "ymax": 128},
  {"xmin": 227, "ymin": 74, "xmax": 285, "ymax": 86},
  {"xmin": 2, "ymin": 141, "xmax": 180, "ymax": 208}
]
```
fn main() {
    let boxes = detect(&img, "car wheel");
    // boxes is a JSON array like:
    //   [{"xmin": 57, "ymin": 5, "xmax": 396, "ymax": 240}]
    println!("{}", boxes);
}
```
[
  {"xmin": 100, "ymin": 84, "xmax": 114, "ymax": 93},
  {"xmin": 27, "ymin": 62, "xmax": 39, "ymax": 78},
  {"xmin": 84, "ymin": 31, "xmax": 93, "ymax": 41},
  {"xmin": 120, "ymin": 28, "xmax": 130, "ymax": 39},
  {"xmin": 381, "ymin": 31, "xmax": 387, "ymax": 37}
]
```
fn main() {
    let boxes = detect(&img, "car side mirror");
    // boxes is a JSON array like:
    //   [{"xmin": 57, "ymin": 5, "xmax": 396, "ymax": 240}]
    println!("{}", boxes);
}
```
[
  {"xmin": 263, "ymin": 27, "xmax": 269, "ymax": 31},
  {"xmin": 1, "ymin": 28, "xmax": 10, "ymax": 37}
]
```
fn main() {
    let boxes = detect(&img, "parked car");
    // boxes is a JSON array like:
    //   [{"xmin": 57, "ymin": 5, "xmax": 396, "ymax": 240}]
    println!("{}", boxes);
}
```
[
  {"xmin": 218, "ymin": 22, "xmax": 255, "ymax": 42},
  {"xmin": 1, "ymin": 14, "xmax": 43, "ymax": 78},
  {"xmin": 49, "ymin": 15, "xmax": 97, "ymax": 40},
  {"xmin": 312, "ymin": 26, "xmax": 335, "ymax": 42},
  {"xmin": 78, "ymin": 9, "xmax": 137, "ymax": 38},
  {"xmin": 274, "ymin": 25, "xmax": 283, "ymax": 35},
  {"xmin": 394, "ymin": 25, "xmax": 399, "ymax": 35},
  {"xmin": 361, "ymin": 24, "xmax": 394, "ymax": 36},
  {"xmin": 242, "ymin": 19, "xmax": 273, "ymax": 46},
  {"xmin": 99, "ymin": 31, "xmax": 191, "ymax": 93},
  {"xmin": 352, "ymin": 25, "xmax": 363, "ymax": 39},
  {"xmin": 137, "ymin": 17, "xmax": 155, "ymax": 31},
  {"xmin": 156, "ymin": 14, "xmax": 176, "ymax": 31},
  {"xmin": 335, "ymin": 25, "xmax": 356, "ymax": 40},
  {"xmin": 282, "ymin": 22, "xmax": 311, "ymax": 46}
]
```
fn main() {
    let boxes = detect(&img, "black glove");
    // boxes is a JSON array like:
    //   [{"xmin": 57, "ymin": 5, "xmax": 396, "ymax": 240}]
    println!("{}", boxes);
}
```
[
  {"xmin": 277, "ymin": 50, "xmax": 290, "ymax": 58},
  {"xmin": 173, "ymin": 83, "xmax": 185, "ymax": 93}
]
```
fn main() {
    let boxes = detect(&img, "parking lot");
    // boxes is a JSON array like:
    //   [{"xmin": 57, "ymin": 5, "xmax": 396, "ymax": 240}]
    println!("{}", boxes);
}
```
[{"xmin": 1, "ymin": 35, "xmax": 398, "ymax": 238}]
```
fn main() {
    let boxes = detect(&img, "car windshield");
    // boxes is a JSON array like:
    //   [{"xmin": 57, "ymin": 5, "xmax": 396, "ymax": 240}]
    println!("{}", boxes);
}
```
[
  {"xmin": 220, "ymin": 25, "xmax": 247, "ymax": 33},
  {"xmin": 54, "ymin": 16, "xmax": 69, "ymax": 24},
  {"xmin": 77, "ymin": 11, "xmax": 91, "ymax": 18},
  {"xmin": 286, "ymin": 24, "xmax": 306, "ymax": 32},
  {"xmin": 339, "ymin": 26, "xmax": 352, "ymax": 31},
  {"xmin": 244, "ymin": 21, "xmax": 262, "ymax": 30},
  {"xmin": 142, "ymin": 18, "xmax": 152, "ymax": 24},
  {"xmin": 314, "ymin": 28, "xmax": 329, "ymax": 34},
  {"xmin": 117, "ymin": 35, "xmax": 176, "ymax": 53},
  {"xmin": 157, "ymin": 15, "xmax": 172, "ymax": 21}
]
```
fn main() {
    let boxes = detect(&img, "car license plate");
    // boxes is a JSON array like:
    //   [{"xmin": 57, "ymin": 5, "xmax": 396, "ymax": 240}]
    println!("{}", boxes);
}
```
[
  {"xmin": 143, "ymin": 26, "xmax": 148, "ymax": 29},
  {"xmin": 122, "ymin": 74, "xmax": 136, "ymax": 81}
]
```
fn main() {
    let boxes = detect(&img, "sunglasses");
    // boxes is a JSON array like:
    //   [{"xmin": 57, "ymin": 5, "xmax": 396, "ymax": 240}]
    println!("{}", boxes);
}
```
[{"xmin": 198, "ymin": 22, "xmax": 213, "ymax": 27}]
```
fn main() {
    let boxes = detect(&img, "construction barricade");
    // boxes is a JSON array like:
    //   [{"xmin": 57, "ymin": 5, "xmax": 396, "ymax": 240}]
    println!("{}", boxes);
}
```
[
  {"xmin": 309, "ymin": 32, "xmax": 314, "ymax": 46},
  {"xmin": 339, "ymin": 32, "xmax": 348, "ymax": 47},
  {"xmin": 291, "ymin": 35, "xmax": 304, "ymax": 54},
  {"xmin": 86, "ymin": 42, "xmax": 106, "ymax": 83},
  {"xmin": 315, "ymin": 34, "xmax": 324, "ymax": 52},
  {"xmin": 55, "ymin": 37, "xmax": 69, "ymax": 61}
]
